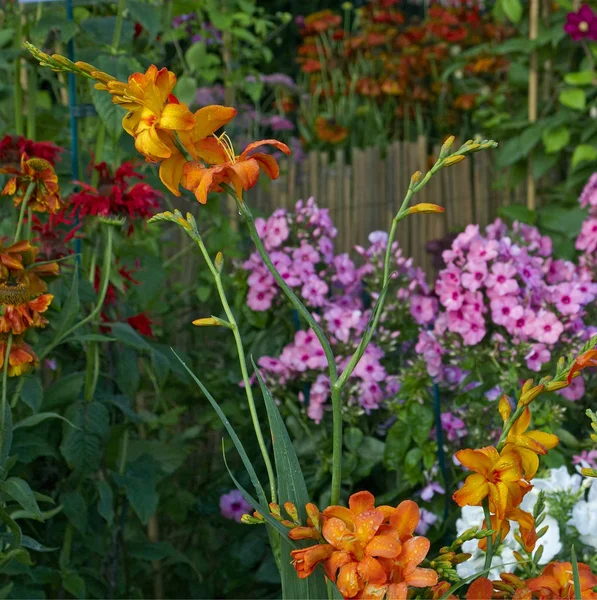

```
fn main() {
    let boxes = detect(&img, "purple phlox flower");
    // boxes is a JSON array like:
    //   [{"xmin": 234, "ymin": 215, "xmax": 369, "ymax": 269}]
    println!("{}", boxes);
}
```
[
  {"xmin": 415, "ymin": 509, "xmax": 438, "ymax": 535},
  {"xmin": 220, "ymin": 489, "xmax": 251, "ymax": 522},
  {"xmin": 420, "ymin": 481, "xmax": 445, "ymax": 502}
]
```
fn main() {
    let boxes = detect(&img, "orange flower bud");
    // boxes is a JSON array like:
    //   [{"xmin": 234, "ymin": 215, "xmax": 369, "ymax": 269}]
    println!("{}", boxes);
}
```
[
  {"xmin": 498, "ymin": 395, "xmax": 511, "ymax": 423},
  {"xmin": 443, "ymin": 154, "xmax": 466, "ymax": 166},
  {"xmin": 305, "ymin": 503, "xmax": 321, "ymax": 529},
  {"xmin": 192, "ymin": 317, "xmax": 219, "ymax": 326},
  {"xmin": 284, "ymin": 502, "xmax": 299, "ymax": 523},
  {"xmin": 405, "ymin": 203, "xmax": 445, "ymax": 215}
]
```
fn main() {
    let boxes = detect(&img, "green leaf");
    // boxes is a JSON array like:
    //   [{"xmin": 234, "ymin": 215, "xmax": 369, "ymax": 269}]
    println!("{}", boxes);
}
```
[
  {"xmin": 499, "ymin": 205, "xmax": 537, "ymax": 225},
  {"xmin": 51, "ymin": 268, "xmax": 80, "ymax": 344},
  {"xmin": 90, "ymin": 82, "xmax": 123, "ymax": 139},
  {"xmin": 60, "ymin": 402, "xmax": 109, "ymax": 474},
  {"xmin": 571, "ymin": 545, "xmax": 582, "ymax": 600},
  {"xmin": 11, "ymin": 434, "xmax": 58, "ymax": 464},
  {"xmin": 19, "ymin": 377, "xmax": 43, "ymax": 414},
  {"xmin": 128, "ymin": 0, "xmax": 161, "ymax": 38},
  {"xmin": 559, "ymin": 88, "xmax": 587, "ymax": 111},
  {"xmin": 565, "ymin": 71, "xmax": 594, "ymax": 85},
  {"xmin": 61, "ymin": 572, "xmax": 86, "ymax": 599},
  {"xmin": 501, "ymin": 0, "xmax": 523, "ymax": 22},
  {"xmin": 97, "ymin": 480, "xmax": 114, "ymax": 526},
  {"xmin": 542, "ymin": 125, "xmax": 570, "ymax": 154},
  {"xmin": 43, "ymin": 372, "xmax": 84, "ymax": 410},
  {"xmin": 108, "ymin": 322, "xmax": 152, "ymax": 351},
  {"xmin": 174, "ymin": 76, "xmax": 197, "ymax": 107},
  {"xmin": 344, "ymin": 428, "xmax": 364, "ymax": 453},
  {"xmin": 0, "ymin": 534, "xmax": 57, "ymax": 553},
  {"xmin": 60, "ymin": 491, "xmax": 87, "ymax": 534},
  {"xmin": 0, "ymin": 479, "xmax": 42, "ymax": 522},
  {"xmin": 540, "ymin": 206, "xmax": 587, "ymax": 237},
  {"xmin": 384, "ymin": 420, "xmax": 411, "ymax": 470},
  {"xmin": 405, "ymin": 447, "xmax": 423, "ymax": 470},
  {"xmin": 409, "ymin": 404, "xmax": 434, "ymax": 446},
  {"xmin": 571, "ymin": 144, "xmax": 597, "ymax": 168},
  {"xmin": 127, "ymin": 440, "xmax": 187, "ymax": 475},
  {"xmin": 253, "ymin": 360, "xmax": 329, "ymax": 600},
  {"xmin": 0, "ymin": 28, "xmax": 14, "ymax": 47},
  {"xmin": 0, "ymin": 505, "xmax": 21, "ymax": 550},
  {"xmin": 14, "ymin": 412, "xmax": 77, "ymax": 431}
]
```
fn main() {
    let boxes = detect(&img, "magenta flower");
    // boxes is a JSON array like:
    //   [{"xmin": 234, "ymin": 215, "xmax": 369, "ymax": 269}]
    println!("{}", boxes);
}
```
[
  {"xmin": 573, "ymin": 449, "xmax": 597, "ymax": 468},
  {"xmin": 264, "ymin": 214, "xmax": 289, "ymax": 250},
  {"xmin": 580, "ymin": 173, "xmax": 597, "ymax": 209},
  {"xmin": 490, "ymin": 295, "xmax": 523, "ymax": 327},
  {"xmin": 410, "ymin": 295, "xmax": 437, "ymax": 324},
  {"xmin": 564, "ymin": 4, "xmax": 597, "ymax": 41},
  {"xmin": 440, "ymin": 412, "xmax": 467, "ymax": 442},
  {"xmin": 220, "ymin": 490, "xmax": 251, "ymax": 522},
  {"xmin": 554, "ymin": 282, "xmax": 584, "ymax": 315},
  {"xmin": 531, "ymin": 309, "xmax": 564, "ymax": 344},
  {"xmin": 525, "ymin": 343, "xmax": 551, "ymax": 372},
  {"xmin": 301, "ymin": 275, "xmax": 329, "ymax": 307},
  {"xmin": 486, "ymin": 262, "xmax": 519, "ymax": 296},
  {"xmin": 461, "ymin": 260, "xmax": 488, "ymax": 292},
  {"xmin": 247, "ymin": 288, "xmax": 275, "ymax": 311},
  {"xmin": 558, "ymin": 375, "xmax": 585, "ymax": 401}
]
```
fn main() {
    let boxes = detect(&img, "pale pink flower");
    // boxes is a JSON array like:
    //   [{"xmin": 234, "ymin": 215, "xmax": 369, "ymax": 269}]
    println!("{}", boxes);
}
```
[
  {"xmin": 486, "ymin": 262, "xmax": 519, "ymax": 296},
  {"xmin": 554, "ymin": 282, "xmax": 584, "ymax": 315},
  {"xmin": 525, "ymin": 343, "xmax": 551, "ymax": 372},
  {"xmin": 532, "ymin": 309, "xmax": 564, "ymax": 344},
  {"xmin": 410, "ymin": 295, "xmax": 437, "ymax": 324},
  {"xmin": 247, "ymin": 288, "xmax": 274, "ymax": 311},
  {"xmin": 461, "ymin": 261, "xmax": 488, "ymax": 292},
  {"xmin": 490, "ymin": 295, "xmax": 523, "ymax": 327}
]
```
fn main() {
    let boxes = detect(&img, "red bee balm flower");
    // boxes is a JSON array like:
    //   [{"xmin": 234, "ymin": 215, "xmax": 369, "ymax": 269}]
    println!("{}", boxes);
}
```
[
  {"xmin": 127, "ymin": 313, "xmax": 155, "ymax": 338},
  {"xmin": 0, "ymin": 134, "xmax": 63, "ymax": 167}
]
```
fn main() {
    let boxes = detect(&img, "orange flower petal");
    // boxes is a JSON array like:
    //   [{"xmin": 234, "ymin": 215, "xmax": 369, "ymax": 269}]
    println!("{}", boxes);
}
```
[
  {"xmin": 290, "ymin": 544, "xmax": 334, "ymax": 578},
  {"xmin": 389, "ymin": 500, "xmax": 420, "ymax": 540},
  {"xmin": 455, "ymin": 449, "xmax": 494, "ymax": 475},
  {"xmin": 159, "ymin": 152, "xmax": 187, "ymax": 196},
  {"xmin": 348, "ymin": 491, "xmax": 376, "ymax": 516},
  {"xmin": 488, "ymin": 482, "xmax": 509, "ymax": 519},
  {"xmin": 365, "ymin": 534, "xmax": 401, "ymax": 559},
  {"xmin": 494, "ymin": 448, "xmax": 522, "ymax": 482},
  {"xmin": 360, "ymin": 583, "xmax": 388, "ymax": 600},
  {"xmin": 193, "ymin": 137, "xmax": 229, "ymax": 165},
  {"xmin": 182, "ymin": 162, "xmax": 218, "ymax": 205},
  {"xmin": 251, "ymin": 152, "xmax": 281, "ymax": 180},
  {"xmin": 135, "ymin": 127, "xmax": 172, "ymax": 161},
  {"xmin": 323, "ymin": 505, "xmax": 355, "ymax": 527},
  {"xmin": 228, "ymin": 159, "xmax": 261, "ymax": 192},
  {"xmin": 357, "ymin": 556, "xmax": 387, "ymax": 586},
  {"xmin": 527, "ymin": 431, "xmax": 559, "ymax": 452},
  {"xmin": 324, "ymin": 550, "xmax": 352, "ymax": 581},
  {"xmin": 160, "ymin": 102, "xmax": 195, "ymax": 131},
  {"xmin": 386, "ymin": 582, "xmax": 408, "ymax": 600},
  {"xmin": 406, "ymin": 567, "xmax": 439, "ymax": 588},
  {"xmin": 400, "ymin": 536, "xmax": 430, "ymax": 575},
  {"xmin": 193, "ymin": 105, "xmax": 237, "ymax": 140},
  {"xmin": 466, "ymin": 577, "xmax": 494, "ymax": 600},
  {"xmin": 452, "ymin": 474, "xmax": 489, "ymax": 507},
  {"xmin": 337, "ymin": 562, "xmax": 361, "ymax": 598},
  {"xmin": 353, "ymin": 510, "xmax": 384, "ymax": 546},
  {"xmin": 323, "ymin": 517, "xmax": 355, "ymax": 552},
  {"xmin": 240, "ymin": 138, "xmax": 291, "ymax": 160}
]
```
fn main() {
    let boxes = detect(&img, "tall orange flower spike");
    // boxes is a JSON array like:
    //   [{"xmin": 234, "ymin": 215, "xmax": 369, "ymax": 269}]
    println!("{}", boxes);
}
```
[
  {"xmin": 182, "ymin": 137, "xmax": 291, "ymax": 204},
  {"xmin": 290, "ymin": 491, "xmax": 438, "ymax": 599}
]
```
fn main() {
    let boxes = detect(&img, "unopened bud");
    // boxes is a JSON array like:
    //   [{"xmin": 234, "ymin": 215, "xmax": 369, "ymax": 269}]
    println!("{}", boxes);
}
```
[
  {"xmin": 498, "ymin": 395, "xmax": 511, "ymax": 423},
  {"xmin": 405, "ymin": 203, "xmax": 445, "ymax": 216},
  {"xmin": 534, "ymin": 544, "xmax": 544, "ymax": 563},
  {"xmin": 443, "ymin": 154, "xmax": 466, "ymax": 167},
  {"xmin": 269, "ymin": 503, "xmax": 281, "ymax": 518},
  {"xmin": 284, "ymin": 502, "xmax": 299, "ymax": 523},
  {"xmin": 513, "ymin": 550, "xmax": 524, "ymax": 563},
  {"xmin": 410, "ymin": 171, "xmax": 422, "ymax": 187},
  {"xmin": 241, "ymin": 514, "xmax": 265, "ymax": 525},
  {"xmin": 581, "ymin": 467, "xmax": 597, "ymax": 478},
  {"xmin": 288, "ymin": 526, "xmax": 320, "ymax": 540},
  {"xmin": 440, "ymin": 135, "xmax": 456, "ymax": 158},
  {"xmin": 51, "ymin": 54, "xmax": 75, "ymax": 69},
  {"xmin": 452, "ymin": 553, "xmax": 471, "ymax": 564},
  {"xmin": 306, "ymin": 503, "xmax": 321, "ymax": 529},
  {"xmin": 192, "ymin": 317, "xmax": 219, "ymax": 327},
  {"xmin": 215, "ymin": 251, "xmax": 224, "ymax": 271},
  {"xmin": 545, "ymin": 379, "xmax": 569, "ymax": 392}
]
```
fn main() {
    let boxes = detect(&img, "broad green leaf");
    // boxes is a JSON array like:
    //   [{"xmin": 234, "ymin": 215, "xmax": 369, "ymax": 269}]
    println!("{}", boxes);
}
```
[
  {"xmin": 344, "ymin": 428, "xmax": 364, "ymax": 453},
  {"xmin": 501, "ymin": 0, "xmax": 523, "ymax": 22},
  {"xmin": 499, "ymin": 204, "xmax": 537, "ymax": 225},
  {"xmin": 0, "ymin": 478, "xmax": 42, "ymax": 522},
  {"xmin": 50, "ymin": 268, "xmax": 80, "ymax": 344},
  {"xmin": 542, "ymin": 125, "xmax": 570, "ymax": 154},
  {"xmin": 252, "ymin": 360, "xmax": 328, "ymax": 600},
  {"xmin": 384, "ymin": 420, "xmax": 411, "ymax": 470},
  {"xmin": 108, "ymin": 322, "xmax": 152, "ymax": 351},
  {"xmin": 565, "ymin": 71, "xmax": 594, "ymax": 85},
  {"xmin": 0, "ymin": 505, "xmax": 21, "ymax": 550},
  {"xmin": 0, "ymin": 533, "xmax": 57, "ymax": 553},
  {"xmin": 61, "ymin": 572, "xmax": 86, "ymax": 600},
  {"xmin": 112, "ymin": 458, "xmax": 161, "ymax": 524},
  {"xmin": 0, "ymin": 28, "xmax": 14, "ymax": 47},
  {"xmin": 19, "ymin": 377, "xmax": 43, "ymax": 414},
  {"xmin": 14, "ymin": 412, "xmax": 77, "ymax": 431},
  {"xmin": 127, "ymin": 541, "xmax": 201, "ymax": 580},
  {"xmin": 174, "ymin": 76, "xmax": 198, "ymax": 107},
  {"xmin": 43, "ymin": 372, "xmax": 85, "ymax": 410},
  {"xmin": 127, "ymin": 440, "xmax": 187, "ymax": 474},
  {"xmin": 11, "ymin": 434, "xmax": 58, "ymax": 464},
  {"xmin": 128, "ymin": 0, "xmax": 161, "ymax": 38},
  {"xmin": 409, "ymin": 404, "xmax": 435, "ymax": 446},
  {"xmin": 60, "ymin": 491, "xmax": 87, "ymax": 534},
  {"xmin": 60, "ymin": 402, "xmax": 109, "ymax": 474},
  {"xmin": 90, "ymin": 83, "xmax": 123, "ymax": 140},
  {"xmin": 571, "ymin": 144, "xmax": 597, "ymax": 168},
  {"xmin": 97, "ymin": 480, "xmax": 114, "ymax": 526},
  {"xmin": 559, "ymin": 88, "xmax": 587, "ymax": 111}
]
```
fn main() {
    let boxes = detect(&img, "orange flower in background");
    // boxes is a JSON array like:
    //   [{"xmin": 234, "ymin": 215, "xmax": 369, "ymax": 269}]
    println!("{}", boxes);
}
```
[
  {"xmin": 0, "ymin": 155, "xmax": 62, "ymax": 213},
  {"xmin": 182, "ymin": 138, "xmax": 291, "ymax": 205},
  {"xmin": 0, "ymin": 240, "xmax": 58, "ymax": 294},
  {"xmin": 453, "ymin": 94, "xmax": 478, "ymax": 111},
  {"xmin": 290, "ymin": 491, "xmax": 437, "ymax": 599},
  {"xmin": 0, "ymin": 334, "xmax": 37, "ymax": 377},
  {"xmin": 159, "ymin": 104, "xmax": 238, "ymax": 195},
  {"xmin": 452, "ymin": 446, "xmax": 523, "ymax": 518},
  {"xmin": 527, "ymin": 562, "xmax": 597, "ymax": 599},
  {"xmin": 381, "ymin": 79, "xmax": 403, "ymax": 96},
  {"xmin": 567, "ymin": 349, "xmax": 597, "ymax": 383},
  {"xmin": 314, "ymin": 117, "xmax": 348, "ymax": 144},
  {"xmin": 0, "ymin": 283, "xmax": 53, "ymax": 335},
  {"xmin": 303, "ymin": 10, "xmax": 342, "ymax": 34}
]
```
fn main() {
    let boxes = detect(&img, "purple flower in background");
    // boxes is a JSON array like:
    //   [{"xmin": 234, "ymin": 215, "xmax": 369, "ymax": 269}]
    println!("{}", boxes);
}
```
[
  {"xmin": 558, "ymin": 376, "xmax": 585, "ymax": 401},
  {"xmin": 564, "ymin": 4, "xmax": 597, "ymax": 41},
  {"xmin": 485, "ymin": 385, "xmax": 502, "ymax": 401},
  {"xmin": 420, "ymin": 481, "xmax": 445, "ymax": 501},
  {"xmin": 440, "ymin": 412, "xmax": 467, "ymax": 442},
  {"xmin": 220, "ymin": 490, "xmax": 251, "ymax": 522},
  {"xmin": 525, "ymin": 343, "xmax": 551, "ymax": 372},
  {"xmin": 195, "ymin": 85, "xmax": 225, "ymax": 106},
  {"xmin": 415, "ymin": 509, "xmax": 438, "ymax": 535},
  {"xmin": 573, "ymin": 449, "xmax": 597, "ymax": 468},
  {"xmin": 172, "ymin": 13, "xmax": 194, "ymax": 28},
  {"xmin": 269, "ymin": 115, "xmax": 295, "ymax": 132},
  {"xmin": 262, "ymin": 73, "xmax": 297, "ymax": 90}
]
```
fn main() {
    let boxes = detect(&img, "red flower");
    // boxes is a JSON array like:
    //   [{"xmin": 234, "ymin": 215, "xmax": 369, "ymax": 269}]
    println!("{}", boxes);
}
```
[
  {"xmin": 70, "ymin": 161, "xmax": 161, "ymax": 233},
  {"xmin": 0, "ymin": 135, "xmax": 63, "ymax": 168},
  {"xmin": 127, "ymin": 313, "xmax": 155, "ymax": 338},
  {"xmin": 31, "ymin": 209, "xmax": 82, "ymax": 260}
]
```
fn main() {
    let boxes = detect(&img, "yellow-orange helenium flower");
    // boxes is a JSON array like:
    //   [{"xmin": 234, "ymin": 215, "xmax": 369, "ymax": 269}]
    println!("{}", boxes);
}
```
[
  {"xmin": 0, "ymin": 155, "xmax": 62, "ymax": 213},
  {"xmin": 452, "ymin": 446, "xmax": 523, "ymax": 519},
  {"xmin": 0, "ymin": 283, "xmax": 53, "ymax": 335},
  {"xmin": 0, "ymin": 334, "xmax": 37, "ymax": 377}
]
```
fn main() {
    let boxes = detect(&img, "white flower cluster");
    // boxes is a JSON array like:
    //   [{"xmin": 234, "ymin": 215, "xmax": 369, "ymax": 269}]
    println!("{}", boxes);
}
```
[{"xmin": 455, "ymin": 466, "xmax": 595, "ymax": 579}]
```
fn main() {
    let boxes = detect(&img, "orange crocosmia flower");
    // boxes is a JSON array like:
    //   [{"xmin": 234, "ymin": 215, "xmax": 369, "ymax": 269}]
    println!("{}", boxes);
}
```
[
  {"xmin": 452, "ymin": 446, "xmax": 523, "ymax": 519},
  {"xmin": 567, "ymin": 349, "xmax": 597, "ymax": 384},
  {"xmin": 0, "ymin": 334, "xmax": 37, "ymax": 377},
  {"xmin": 500, "ymin": 408, "xmax": 558, "ymax": 479},
  {"xmin": 159, "ymin": 104, "xmax": 238, "ymax": 196},
  {"xmin": 182, "ymin": 138, "xmax": 291, "ymax": 205},
  {"xmin": 0, "ymin": 155, "xmax": 62, "ymax": 213},
  {"xmin": 527, "ymin": 562, "xmax": 597, "ymax": 599},
  {"xmin": 431, "ymin": 581, "xmax": 458, "ymax": 600},
  {"xmin": 314, "ymin": 117, "xmax": 348, "ymax": 144},
  {"xmin": 465, "ymin": 577, "xmax": 494, "ymax": 600}
]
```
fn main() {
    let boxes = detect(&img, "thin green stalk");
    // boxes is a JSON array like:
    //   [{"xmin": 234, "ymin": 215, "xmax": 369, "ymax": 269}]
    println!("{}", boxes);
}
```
[
  {"xmin": 27, "ymin": 64, "xmax": 37, "ymax": 140},
  {"xmin": 570, "ymin": 545, "xmax": 582, "ymax": 600},
  {"xmin": 119, "ymin": 428, "xmax": 129, "ymax": 475},
  {"xmin": 482, "ymin": 499, "xmax": 493, "ymax": 571},
  {"xmin": 40, "ymin": 226, "xmax": 114, "ymax": 360},
  {"xmin": 236, "ymin": 198, "xmax": 338, "ymax": 383},
  {"xmin": 194, "ymin": 237, "xmax": 278, "ymax": 504},
  {"xmin": 13, "ymin": 7, "xmax": 24, "ymax": 136},
  {"xmin": 111, "ymin": 0, "xmax": 127, "ymax": 52},
  {"xmin": 13, "ymin": 182, "xmax": 36, "ymax": 242},
  {"xmin": 26, "ymin": 208, "xmax": 33, "ymax": 243},
  {"xmin": 1, "ymin": 334, "xmax": 13, "ymax": 444},
  {"xmin": 330, "ymin": 385, "xmax": 343, "ymax": 504}
]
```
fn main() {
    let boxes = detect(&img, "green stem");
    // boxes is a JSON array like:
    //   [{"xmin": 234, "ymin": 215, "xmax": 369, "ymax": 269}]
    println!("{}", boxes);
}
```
[
  {"xmin": 111, "ymin": 0, "xmax": 127, "ymax": 52},
  {"xmin": 84, "ymin": 342, "xmax": 100, "ymax": 402},
  {"xmin": 570, "ymin": 545, "xmax": 582, "ymax": 600},
  {"xmin": 27, "ymin": 63, "xmax": 37, "ymax": 140},
  {"xmin": 40, "ymin": 226, "xmax": 114, "ymax": 360},
  {"xmin": 482, "ymin": 499, "xmax": 493, "ymax": 572},
  {"xmin": 496, "ymin": 405, "xmax": 526, "ymax": 452},
  {"xmin": 13, "ymin": 183, "xmax": 35, "ymax": 242},
  {"xmin": 119, "ymin": 428, "xmax": 129, "ymax": 475},
  {"xmin": 13, "ymin": 7, "xmax": 23, "ymax": 136},
  {"xmin": 330, "ymin": 385, "xmax": 343, "ymax": 504},
  {"xmin": 1, "ymin": 334, "xmax": 13, "ymax": 451},
  {"xmin": 26, "ymin": 208, "xmax": 33, "ymax": 243},
  {"xmin": 194, "ymin": 237, "xmax": 278, "ymax": 504}
]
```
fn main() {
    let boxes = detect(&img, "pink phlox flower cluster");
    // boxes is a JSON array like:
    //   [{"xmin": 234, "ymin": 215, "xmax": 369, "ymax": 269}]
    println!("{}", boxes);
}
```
[{"xmin": 577, "ymin": 173, "xmax": 597, "ymax": 275}]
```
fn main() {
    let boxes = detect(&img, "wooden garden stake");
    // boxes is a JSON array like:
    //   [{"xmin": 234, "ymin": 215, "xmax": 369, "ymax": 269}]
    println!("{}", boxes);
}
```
[{"xmin": 527, "ymin": 0, "xmax": 539, "ymax": 211}]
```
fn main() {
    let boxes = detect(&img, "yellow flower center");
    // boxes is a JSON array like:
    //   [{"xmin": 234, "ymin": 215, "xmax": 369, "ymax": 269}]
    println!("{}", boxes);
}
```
[
  {"xmin": 580, "ymin": 21, "xmax": 589, "ymax": 32},
  {"xmin": 27, "ymin": 158, "xmax": 52, "ymax": 172},
  {"xmin": 0, "ymin": 282, "xmax": 31, "ymax": 306}
]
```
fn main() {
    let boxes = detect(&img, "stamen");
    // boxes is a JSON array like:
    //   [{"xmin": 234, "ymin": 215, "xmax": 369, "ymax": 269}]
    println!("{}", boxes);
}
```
[{"xmin": 215, "ymin": 132, "xmax": 237, "ymax": 163}]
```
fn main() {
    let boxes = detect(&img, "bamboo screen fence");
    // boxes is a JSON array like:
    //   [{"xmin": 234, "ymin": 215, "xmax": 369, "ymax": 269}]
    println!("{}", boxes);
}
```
[{"xmin": 248, "ymin": 136, "xmax": 526, "ymax": 277}]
